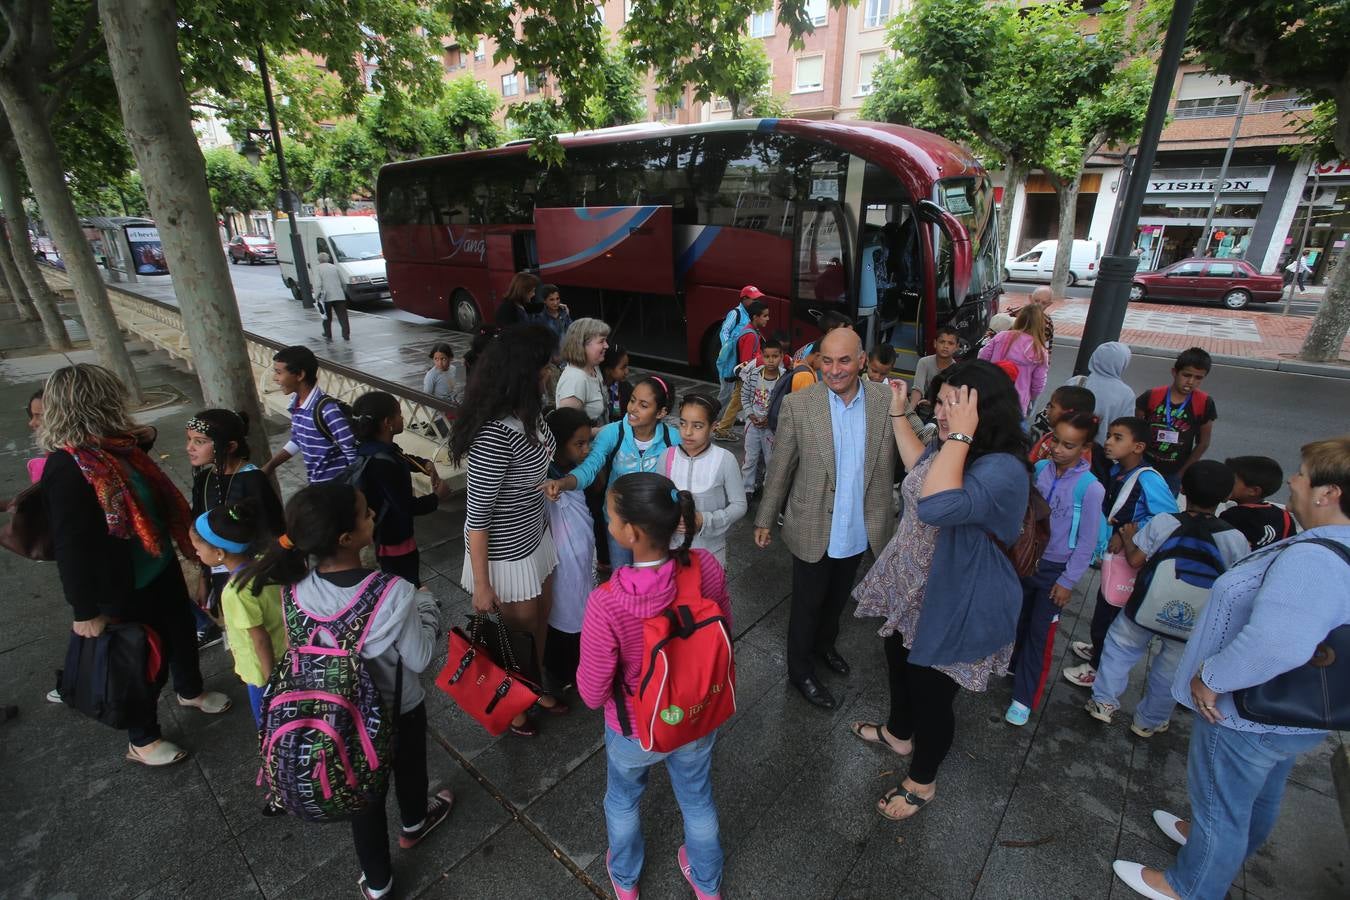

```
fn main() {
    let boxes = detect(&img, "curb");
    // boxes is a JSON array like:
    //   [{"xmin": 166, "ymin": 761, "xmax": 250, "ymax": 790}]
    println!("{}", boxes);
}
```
[{"xmin": 1054, "ymin": 336, "xmax": 1350, "ymax": 381}]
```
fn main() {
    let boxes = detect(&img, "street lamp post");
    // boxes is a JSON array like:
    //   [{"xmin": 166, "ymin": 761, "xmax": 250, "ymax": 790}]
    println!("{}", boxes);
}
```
[
  {"xmin": 240, "ymin": 46, "xmax": 313, "ymax": 309},
  {"xmin": 1073, "ymin": 0, "xmax": 1198, "ymax": 375}
]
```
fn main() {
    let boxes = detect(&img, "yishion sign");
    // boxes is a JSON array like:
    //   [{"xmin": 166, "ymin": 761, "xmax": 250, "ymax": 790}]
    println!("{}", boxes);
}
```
[{"xmin": 1146, "ymin": 171, "xmax": 1271, "ymax": 194}]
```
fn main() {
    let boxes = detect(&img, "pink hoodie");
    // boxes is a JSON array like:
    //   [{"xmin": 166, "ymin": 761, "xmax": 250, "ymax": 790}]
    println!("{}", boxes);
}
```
[
  {"xmin": 576, "ymin": 550, "xmax": 731, "ymax": 734},
  {"xmin": 979, "ymin": 330, "xmax": 1048, "ymax": 414}
]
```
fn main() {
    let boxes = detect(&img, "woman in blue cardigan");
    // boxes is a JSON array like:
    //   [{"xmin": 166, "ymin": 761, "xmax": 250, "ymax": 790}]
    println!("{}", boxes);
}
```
[
  {"xmin": 1112, "ymin": 436, "xmax": 1350, "ymax": 900},
  {"xmin": 853, "ymin": 360, "xmax": 1029, "ymax": 821}
]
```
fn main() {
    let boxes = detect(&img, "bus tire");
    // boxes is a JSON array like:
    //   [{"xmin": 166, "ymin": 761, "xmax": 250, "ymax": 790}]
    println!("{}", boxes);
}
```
[{"xmin": 452, "ymin": 289, "xmax": 481, "ymax": 332}]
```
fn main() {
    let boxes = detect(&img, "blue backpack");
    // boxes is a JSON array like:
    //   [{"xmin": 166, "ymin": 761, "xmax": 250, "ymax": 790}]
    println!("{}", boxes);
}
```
[
  {"xmin": 1124, "ymin": 512, "xmax": 1237, "ymax": 640},
  {"xmin": 1034, "ymin": 459, "xmax": 1109, "ymax": 562},
  {"xmin": 715, "ymin": 306, "xmax": 751, "ymax": 380}
]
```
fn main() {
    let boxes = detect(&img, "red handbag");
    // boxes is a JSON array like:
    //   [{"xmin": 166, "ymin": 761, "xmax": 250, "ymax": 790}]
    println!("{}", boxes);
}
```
[{"xmin": 434, "ymin": 617, "xmax": 540, "ymax": 735}]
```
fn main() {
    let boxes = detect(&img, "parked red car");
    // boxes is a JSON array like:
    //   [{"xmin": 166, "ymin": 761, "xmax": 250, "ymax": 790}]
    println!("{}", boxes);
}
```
[
  {"xmin": 227, "ymin": 234, "xmax": 277, "ymax": 264},
  {"xmin": 1129, "ymin": 257, "xmax": 1283, "ymax": 310}
]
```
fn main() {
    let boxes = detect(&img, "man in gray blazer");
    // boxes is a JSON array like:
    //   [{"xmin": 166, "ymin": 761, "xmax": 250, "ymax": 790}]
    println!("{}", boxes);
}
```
[{"xmin": 754, "ymin": 327, "xmax": 897, "ymax": 709}]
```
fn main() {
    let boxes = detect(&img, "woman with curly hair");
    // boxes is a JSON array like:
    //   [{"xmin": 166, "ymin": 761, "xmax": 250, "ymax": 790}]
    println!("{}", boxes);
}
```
[{"xmin": 41, "ymin": 364, "xmax": 231, "ymax": 766}]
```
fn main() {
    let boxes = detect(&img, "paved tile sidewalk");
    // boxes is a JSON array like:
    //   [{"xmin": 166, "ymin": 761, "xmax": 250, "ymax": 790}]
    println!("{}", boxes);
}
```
[
  {"xmin": 3, "ymin": 298, "xmax": 1347, "ymax": 899},
  {"xmin": 1001, "ymin": 290, "xmax": 1350, "ymax": 364}
]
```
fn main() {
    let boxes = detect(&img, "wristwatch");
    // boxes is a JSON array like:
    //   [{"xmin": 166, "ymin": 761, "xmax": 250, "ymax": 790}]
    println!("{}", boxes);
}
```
[{"xmin": 946, "ymin": 432, "xmax": 974, "ymax": 445}]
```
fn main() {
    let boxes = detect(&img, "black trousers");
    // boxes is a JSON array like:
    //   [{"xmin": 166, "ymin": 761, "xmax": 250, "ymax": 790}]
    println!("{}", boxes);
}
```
[
  {"xmin": 1088, "ymin": 589, "xmax": 1122, "ymax": 670},
  {"xmin": 351, "ymin": 702, "xmax": 429, "ymax": 890},
  {"xmin": 788, "ymin": 552, "xmax": 863, "ymax": 683},
  {"xmin": 377, "ymin": 548, "xmax": 421, "ymax": 589},
  {"xmin": 322, "ymin": 300, "xmax": 350, "ymax": 338},
  {"xmin": 883, "ymin": 633, "xmax": 960, "ymax": 785},
  {"xmin": 544, "ymin": 626, "xmax": 581, "ymax": 692},
  {"xmin": 126, "ymin": 563, "xmax": 205, "ymax": 746}
]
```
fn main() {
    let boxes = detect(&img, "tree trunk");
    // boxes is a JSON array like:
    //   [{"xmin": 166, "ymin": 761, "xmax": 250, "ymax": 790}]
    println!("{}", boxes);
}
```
[
  {"xmin": 0, "ymin": 224, "xmax": 36, "ymax": 318},
  {"xmin": 0, "ymin": 77, "xmax": 136, "ymax": 395},
  {"xmin": 100, "ymin": 0, "xmax": 270, "ymax": 453},
  {"xmin": 1298, "ymin": 254, "xmax": 1349, "ymax": 362},
  {"xmin": 998, "ymin": 159, "xmax": 1026, "ymax": 273},
  {"xmin": 1048, "ymin": 173, "xmax": 1083, "ymax": 299},
  {"xmin": 0, "ymin": 147, "xmax": 72, "ymax": 348}
]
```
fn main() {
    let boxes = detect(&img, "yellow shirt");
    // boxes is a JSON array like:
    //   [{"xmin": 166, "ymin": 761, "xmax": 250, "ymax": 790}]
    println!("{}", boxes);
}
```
[{"xmin": 220, "ymin": 579, "xmax": 288, "ymax": 687}]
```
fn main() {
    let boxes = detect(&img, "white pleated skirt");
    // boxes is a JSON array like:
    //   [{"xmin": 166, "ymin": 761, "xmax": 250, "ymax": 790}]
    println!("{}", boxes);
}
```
[{"xmin": 460, "ymin": 528, "xmax": 559, "ymax": 604}]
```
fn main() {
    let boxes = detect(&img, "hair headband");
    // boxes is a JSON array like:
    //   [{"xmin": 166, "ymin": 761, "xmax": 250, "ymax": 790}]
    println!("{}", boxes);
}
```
[
  {"xmin": 649, "ymin": 375, "xmax": 669, "ymax": 396},
  {"xmin": 185, "ymin": 415, "xmax": 212, "ymax": 436},
  {"xmin": 194, "ymin": 511, "xmax": 250, "ymax": 554}
]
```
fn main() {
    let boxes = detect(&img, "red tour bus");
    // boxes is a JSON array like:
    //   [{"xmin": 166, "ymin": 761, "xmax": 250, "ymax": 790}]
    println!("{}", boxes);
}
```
[{"xmin": 376, "ymin": 118, "xmax": 999, "ymax": 376}]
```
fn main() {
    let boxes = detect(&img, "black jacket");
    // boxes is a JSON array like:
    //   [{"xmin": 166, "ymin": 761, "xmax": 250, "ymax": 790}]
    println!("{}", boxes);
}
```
[
  {"xmin": 190, "ymin": 465, "xmax": 285, "ymax": 537},
  {"xmin": 42, "ymin": 449, "xmax": 143, "ymax": 620},
  {"xmin": 355, "ymin": 441, "xmax": 438, "ymax": 547}
]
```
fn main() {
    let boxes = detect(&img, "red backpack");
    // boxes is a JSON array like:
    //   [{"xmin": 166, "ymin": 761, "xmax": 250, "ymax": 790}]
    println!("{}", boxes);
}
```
[
  {"xmin": 1145, "ymin": 386, "xmax": 1208, "ymax": 419},
  {"xmin": 613, "ymin": 561, "xmax": 736, "ymax": 752}
]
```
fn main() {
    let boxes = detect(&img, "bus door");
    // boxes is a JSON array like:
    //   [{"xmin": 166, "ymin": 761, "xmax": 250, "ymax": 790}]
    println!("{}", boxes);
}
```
[{"xmin": 791, "ymin": 201, "xmax": 852, "ymax": 351}]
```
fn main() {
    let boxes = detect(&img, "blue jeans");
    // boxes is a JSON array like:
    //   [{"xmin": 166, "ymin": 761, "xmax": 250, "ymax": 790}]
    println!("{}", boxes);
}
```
[
  {"xmin": 603, "ymin": 727, "xmax": 723, "ymax": 895},
  {"xmin": 247, "ymin": 683, "xmax": 266, "ymax": 727},
  {"xmin": 1091, "ymin": 612, "xmax": 1183, "ymax": 728},
  {"xmin": 1165, "ymin": 716, "xmax": 1325, "ymax": 899}
]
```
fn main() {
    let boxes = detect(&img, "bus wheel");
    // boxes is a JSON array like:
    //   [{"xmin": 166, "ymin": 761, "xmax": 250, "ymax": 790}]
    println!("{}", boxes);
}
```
[{"xmin": 452, "ymin": 289, "xmax": 481, "ymax": 332}]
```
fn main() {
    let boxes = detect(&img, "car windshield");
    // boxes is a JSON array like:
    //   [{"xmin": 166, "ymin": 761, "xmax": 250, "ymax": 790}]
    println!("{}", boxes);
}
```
[
  {"xmin": 244, "ymin": 236, "xmax": 271, "ymax": 245},
  {"xmin": 329, "ymin": 232, "xmax": 383, "ymax": 262}
]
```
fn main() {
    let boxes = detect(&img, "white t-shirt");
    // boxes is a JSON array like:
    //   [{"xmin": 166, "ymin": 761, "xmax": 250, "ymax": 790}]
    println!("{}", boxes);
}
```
[{"xmin": 555, "ymin": 365, "xmax": 605, "ymax": 424}]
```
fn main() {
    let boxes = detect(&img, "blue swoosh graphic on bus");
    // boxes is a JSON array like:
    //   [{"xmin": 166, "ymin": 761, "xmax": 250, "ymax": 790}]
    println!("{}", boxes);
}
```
[
  {"xmin": 676, "ymin": 226, "xmax": 722, "ymax": 279},
  {"xmin": 757, "ymin": 118, "xmax": 779, "ymax": 132},
  {"xmin": 540, "ymin": 207, "xmax": 660, "ymax": 271}
]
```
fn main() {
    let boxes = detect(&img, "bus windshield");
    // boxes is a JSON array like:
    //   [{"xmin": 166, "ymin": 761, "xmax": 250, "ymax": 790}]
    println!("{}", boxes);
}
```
[{"xmin": 935, "ymin": 176, "xmax": 998, "ymax": 310}]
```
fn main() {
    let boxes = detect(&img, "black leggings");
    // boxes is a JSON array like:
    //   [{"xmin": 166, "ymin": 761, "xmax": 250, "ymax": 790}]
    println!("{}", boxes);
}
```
[
  {"xmin": 884, "ymin": 633, "xmax": 960, "ymax": 786},
  {"xmin": 350, "ymin": 702, "xmax": 429, "ymax": 890},
  {"xmin": 377, "ymin": 549, "xmax": 421, "ymax": 589}
]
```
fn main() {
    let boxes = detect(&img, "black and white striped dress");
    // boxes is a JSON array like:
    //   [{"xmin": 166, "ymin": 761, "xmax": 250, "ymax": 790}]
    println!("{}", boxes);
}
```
[{"xmin": 460, "ymin": 416, "xmax": 558, "ymax": 603}]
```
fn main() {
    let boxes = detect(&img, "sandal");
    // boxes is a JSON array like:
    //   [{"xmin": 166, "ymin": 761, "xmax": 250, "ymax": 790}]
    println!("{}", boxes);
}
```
[
  {"xmin": 177, "ymin": 691, "xmax": 232, "ymax": 714},
  {"xmin": 125, "ymin": 739, "xmax": 188, "ymax": 767},
  {"xmin": 537, "ymin": 697, "xmax": 570, "ymax": 715},
  {"xmin": 877, "ymin": 786, "xmax": 935, "ymax": 822},
  {"xmin": 850, "ymin": 721, "xmax": 912, "ymax": 756}
]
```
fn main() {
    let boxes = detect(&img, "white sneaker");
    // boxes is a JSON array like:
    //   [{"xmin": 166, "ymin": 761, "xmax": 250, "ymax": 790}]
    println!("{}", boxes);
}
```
[
  {"xmin": 1062, "ymin": 663, "xmax": 1096, "ymax": 688},
  {"xmin": 45, "ymin": 688, "xmax": 61, "ymax": 703},
  {"xmin": 1152, "ymin": 809, "xmax": 1188, "ymax": 846},
  {"xmin": 1084, "ymin": 698, "xmax": 1117, "ymax": 724},
  {"xmin": 1070, "ymin": 640, "xmax": 1093, "ymax": 662},
  {"xmin": 1111, "ymin": 860, "xmax": 1175, "ymax": 899},
  {"xmin": 1131, "ymin": 720, "xmax": 1171, "ymax": 739}
]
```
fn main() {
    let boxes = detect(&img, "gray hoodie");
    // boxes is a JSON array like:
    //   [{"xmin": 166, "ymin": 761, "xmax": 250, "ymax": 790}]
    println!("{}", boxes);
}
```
[
  {"xmin": 291, "ymin": 571, "xmax": 439, "ymax": 714},
  {"xmin": 1068, "ymin": 341, "xmax": 1136, "ymax": 442}
]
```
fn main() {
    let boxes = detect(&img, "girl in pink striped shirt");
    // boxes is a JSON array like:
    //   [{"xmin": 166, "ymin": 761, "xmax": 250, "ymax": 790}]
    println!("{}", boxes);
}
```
[{"xmin": 577, "ymin": 472, "xmax": 731, "ymax": 900}]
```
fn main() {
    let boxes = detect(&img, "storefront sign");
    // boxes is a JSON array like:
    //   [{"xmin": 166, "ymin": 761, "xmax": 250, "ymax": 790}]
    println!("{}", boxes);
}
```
[
  {"xmin": 1147, "ymin": 174, "xmax": 1270, "ymax": 194},
  {"xmin": 1314, "ymin": 160, "xmax": 1350, "ymax": 179}
]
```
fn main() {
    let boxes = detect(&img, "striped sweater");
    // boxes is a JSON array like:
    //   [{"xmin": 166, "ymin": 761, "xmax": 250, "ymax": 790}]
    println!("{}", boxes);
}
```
[
  {"xmin": 464, "ymin": 416, "xmax": 554, "ymax": 561},
  {"xmin": 576, "ymin": 551, "xmax": 731, "ymax": 734},
  {"xmin": 283, "ymin": 387, "xmax": 357, "ymax": 483}
]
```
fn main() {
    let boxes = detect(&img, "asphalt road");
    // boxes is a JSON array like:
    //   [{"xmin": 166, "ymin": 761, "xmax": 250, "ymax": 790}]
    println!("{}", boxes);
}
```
[
  {"xmin": 1005, "ymin": 277, "xmax": 1324, "ymax": 317},
  {"xmin": 222, "ymin": 260, "xmax": 1348, "ymax": 500}
]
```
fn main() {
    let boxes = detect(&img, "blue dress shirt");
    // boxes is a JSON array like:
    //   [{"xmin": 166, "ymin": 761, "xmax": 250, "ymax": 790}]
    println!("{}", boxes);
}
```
[{"xmin": 827, "ymin": 381, "xmax": 868, "ymax": 558}]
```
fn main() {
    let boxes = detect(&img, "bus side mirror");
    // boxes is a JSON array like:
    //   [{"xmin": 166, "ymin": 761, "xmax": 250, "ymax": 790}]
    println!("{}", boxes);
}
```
[{"xmin": 916, "ymin": 200, "xmax": 973, "ymax": 302}]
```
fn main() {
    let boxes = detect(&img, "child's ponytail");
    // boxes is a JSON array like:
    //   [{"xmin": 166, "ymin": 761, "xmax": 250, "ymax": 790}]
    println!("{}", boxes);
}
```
[
  {"xmin": 673, "ymin": 489, "xmax": 697, "ymax": 567},
  {"xmin": 236, "ymin": 482, "xmax": 359, "ymax": 594}
]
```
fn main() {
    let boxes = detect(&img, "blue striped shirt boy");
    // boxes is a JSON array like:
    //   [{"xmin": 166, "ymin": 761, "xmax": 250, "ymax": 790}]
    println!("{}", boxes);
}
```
[{"xmin": 282, "ymin": 387, "xmax": 357, "ymax": 483}]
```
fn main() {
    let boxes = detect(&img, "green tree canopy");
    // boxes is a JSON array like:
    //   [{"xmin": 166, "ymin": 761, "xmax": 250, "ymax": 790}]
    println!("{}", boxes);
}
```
[{"xmin": 202, "ymin": 145, "xmax": 269, "ymax": 228}]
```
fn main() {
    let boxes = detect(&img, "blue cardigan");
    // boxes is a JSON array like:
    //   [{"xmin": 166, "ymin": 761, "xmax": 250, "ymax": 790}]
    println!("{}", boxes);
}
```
[{"xmin": 910, "ymin": 450, "xmax": 1029, "ymax": 668}]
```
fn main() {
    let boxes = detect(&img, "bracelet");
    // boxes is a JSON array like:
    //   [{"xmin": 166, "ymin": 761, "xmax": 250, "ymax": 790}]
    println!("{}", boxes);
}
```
[
  {"xmin": 946, "ymin": 432, "xmax": 974, "ymax": 445},
  {"xmin": 889, "ymin": 413, "xmax": 908, "ymax": 418}
]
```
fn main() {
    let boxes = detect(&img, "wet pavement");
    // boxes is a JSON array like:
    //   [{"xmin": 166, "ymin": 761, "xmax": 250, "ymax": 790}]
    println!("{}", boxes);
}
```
[{"xmin": 3, "ymin": 283, "xmax": 1347, "ymax": 899}]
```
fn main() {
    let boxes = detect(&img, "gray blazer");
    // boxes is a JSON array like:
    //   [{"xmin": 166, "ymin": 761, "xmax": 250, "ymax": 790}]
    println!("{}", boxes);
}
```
[{"xmin": 754, "ymin": 379, "xmax": 897, "ymax": 563}]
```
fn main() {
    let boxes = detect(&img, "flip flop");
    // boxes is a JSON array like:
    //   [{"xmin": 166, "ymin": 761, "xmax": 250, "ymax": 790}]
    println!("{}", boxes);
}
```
[
  {"xmin": 877, "ymin": 786, "xmax": 935, "ymax": 822},
  {"xmin": 850, "ymin": 721, "xmax": 912, "ymax": 756}
]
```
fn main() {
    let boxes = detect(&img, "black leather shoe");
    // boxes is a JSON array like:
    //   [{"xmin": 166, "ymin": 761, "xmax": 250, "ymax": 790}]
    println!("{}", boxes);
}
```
[
  {"xmin": 794, "ymin": 677, "xmax": 836, "ymax": 710},
  {"xmin": 820, "ymin": 648, "xmax": 851, "ymax": 676}
]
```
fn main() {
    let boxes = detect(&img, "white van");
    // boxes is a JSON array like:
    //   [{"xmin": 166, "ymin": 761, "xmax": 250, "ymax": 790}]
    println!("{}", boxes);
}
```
[
  {"xmin": 1004, "ymin": 239, "xmax": 1101, "ymax": 286},
  {"xmin": 276, "ymin": 216, "xmax": 389, "ymax": 304}
]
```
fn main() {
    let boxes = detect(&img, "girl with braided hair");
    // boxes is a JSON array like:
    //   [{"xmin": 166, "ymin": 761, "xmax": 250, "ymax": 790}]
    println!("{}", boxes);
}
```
[{"xmin": 186, "ymin": 409, "xmax": 284, "ymax": 647}]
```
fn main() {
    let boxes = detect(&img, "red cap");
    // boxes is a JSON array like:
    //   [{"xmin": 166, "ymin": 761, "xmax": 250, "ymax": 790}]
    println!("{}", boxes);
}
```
[
  {"xmin": 740, "ymin": 285, "xmax": 764, "ymax": 300},
  {"xmin": 994, "ymin": 360, "xmax": 1020, "ymax": 383}
]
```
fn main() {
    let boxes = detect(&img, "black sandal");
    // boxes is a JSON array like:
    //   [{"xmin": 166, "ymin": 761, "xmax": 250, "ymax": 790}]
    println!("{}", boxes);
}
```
[
  {"xmin": 877, "ymin": 786, "xmax": 935, "ymax": 821},
  {"xmin": 850, "ymin": 721, "xmax": 912, "ymax": 756}
]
